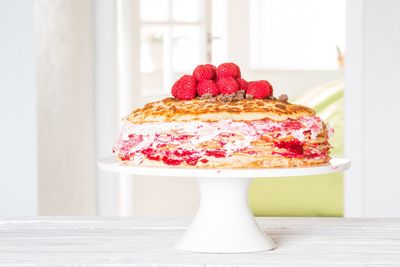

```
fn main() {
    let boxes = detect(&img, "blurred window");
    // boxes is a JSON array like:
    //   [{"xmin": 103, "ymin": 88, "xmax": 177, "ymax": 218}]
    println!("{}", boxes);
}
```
[
  {"xmin": 139, "ymin": 0, "xmax": 210, "ymax": 98},
  {"xmin": 249, "ymin": 0, "xmax": 345, "ymax": 70}
]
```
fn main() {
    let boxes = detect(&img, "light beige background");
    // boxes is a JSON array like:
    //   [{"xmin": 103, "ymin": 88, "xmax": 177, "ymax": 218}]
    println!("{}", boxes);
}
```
[{"xmin": 36, "ymin": 0, "xmax": 96, "ymax": 215}]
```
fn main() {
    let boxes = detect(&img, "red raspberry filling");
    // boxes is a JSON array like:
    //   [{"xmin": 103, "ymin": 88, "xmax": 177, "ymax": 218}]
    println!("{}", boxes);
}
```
[{"xmin": 273, "ymin": 139, "xmax": 304, "ymax": 157}]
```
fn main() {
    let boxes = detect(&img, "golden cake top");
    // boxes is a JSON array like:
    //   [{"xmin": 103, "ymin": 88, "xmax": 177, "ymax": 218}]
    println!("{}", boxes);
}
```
[{"xmin": 126, "ymin": 97, "xmax": 316, "ymax": 123}]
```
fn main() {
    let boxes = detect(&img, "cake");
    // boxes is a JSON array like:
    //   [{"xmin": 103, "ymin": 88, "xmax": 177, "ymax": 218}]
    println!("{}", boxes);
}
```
[{"xmin": 113, "ymin": 63, "xmax": 332, "ymax": 168}]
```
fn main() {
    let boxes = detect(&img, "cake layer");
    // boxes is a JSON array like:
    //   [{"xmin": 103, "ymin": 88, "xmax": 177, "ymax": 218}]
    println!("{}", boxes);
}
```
[
  {"xmin": 113, "ymin": 116, "xmax": 331, "ymax": 168},
  {"xmin": 126, "ymin": 98, "xmax": 316, "ymax": 123}
]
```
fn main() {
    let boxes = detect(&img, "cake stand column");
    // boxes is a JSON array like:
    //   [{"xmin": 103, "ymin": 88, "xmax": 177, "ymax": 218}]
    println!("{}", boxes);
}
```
[{"xmin": 174, "ymin": 177, "xmax": 275, "ymax": 253}]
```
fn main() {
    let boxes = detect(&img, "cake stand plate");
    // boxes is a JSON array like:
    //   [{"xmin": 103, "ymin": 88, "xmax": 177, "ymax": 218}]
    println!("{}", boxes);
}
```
[{"xmin": 98, "ymin": 158, "xmax": 350, "ymax": 253}]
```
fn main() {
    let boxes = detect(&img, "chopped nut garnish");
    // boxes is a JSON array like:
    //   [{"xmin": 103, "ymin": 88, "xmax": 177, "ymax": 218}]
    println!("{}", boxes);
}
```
[
  {"xmin": 200, "ymin": 93, "xmax": 213, "ymax": 99},
  {"xmin": 216, "ymin": 94, "xmax": 234, "ymax": 102},
  {"xmin": 225, "ymin": 94, "xmax": 234, "ymax": 102},
  {"xmin": 277, "ymin": 94, "xmax": 288, "ymax": 102},
  {"xmin": 233, "ymin": 90, "xmax": 245, "ymax": 100},
  {"xmin": 245, "ymin": 94, "xmax": 254, "ymax": 100},
  {"xmin": 215, "ymin": 94, "xmax": 224, "ymax": 101},
  {"xmin": 235, "ymin": 93, "xmax": 245, "ymax": 100}
]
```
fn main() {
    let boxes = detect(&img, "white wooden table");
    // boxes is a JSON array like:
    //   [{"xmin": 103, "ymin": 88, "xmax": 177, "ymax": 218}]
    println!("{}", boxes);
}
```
[{"xmin": 1, "ymin": 217, "xmax": 399, "ymax": 266}]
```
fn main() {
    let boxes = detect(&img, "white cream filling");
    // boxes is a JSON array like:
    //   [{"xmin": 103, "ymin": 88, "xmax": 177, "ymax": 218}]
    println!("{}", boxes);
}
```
[{"xmin": 115, "ymin": 116, "xmax": 326, "ymax": 156}]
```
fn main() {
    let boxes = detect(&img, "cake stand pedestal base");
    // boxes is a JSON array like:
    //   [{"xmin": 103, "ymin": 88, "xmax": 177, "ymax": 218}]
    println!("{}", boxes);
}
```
[
  {"xmin": 98, "ymin": 157, "xmax": 350, "ymax": 254},
  {"xmin": 175, "ymin": 177, "xmax": 275, "ymax": 253}
]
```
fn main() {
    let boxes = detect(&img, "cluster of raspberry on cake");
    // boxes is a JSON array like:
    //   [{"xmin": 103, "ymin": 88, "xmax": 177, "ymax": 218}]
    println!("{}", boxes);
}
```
[
  {"xmin": 113, "ymin": 62, "xmax": 332, "ymax": 168},
  {"xmin": 172, "ymin": 62, "xmax": 274, "ymax": 101}
]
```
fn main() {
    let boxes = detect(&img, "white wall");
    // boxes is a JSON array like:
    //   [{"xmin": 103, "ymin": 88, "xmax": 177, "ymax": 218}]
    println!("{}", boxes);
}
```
[
  {"xmin": 0, "ymin": 1, "xmax": 38, "ymax": 216},
  {"xmin": 94, "ymin": 0, "xmax": 120, "ymax": 216},
  {"xmin": 345, "ymin": 0, "xmax": 400, "ymax": 217},
  {"xmin": 36, "ymin": 0, "xmax": 96, "ymax": 215}
]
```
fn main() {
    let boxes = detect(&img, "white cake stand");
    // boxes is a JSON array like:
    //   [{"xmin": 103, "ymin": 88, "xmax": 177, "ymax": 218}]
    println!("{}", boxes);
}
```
[{"xmin": 98, "ymin": 157, "xmax": 350, "ymax": 253}]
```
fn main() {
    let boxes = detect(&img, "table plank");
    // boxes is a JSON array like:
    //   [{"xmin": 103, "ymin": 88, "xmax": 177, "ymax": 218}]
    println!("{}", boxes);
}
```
[{"xmin": 0, "ymin": 217, "xmax": 399, "ymax": 266}]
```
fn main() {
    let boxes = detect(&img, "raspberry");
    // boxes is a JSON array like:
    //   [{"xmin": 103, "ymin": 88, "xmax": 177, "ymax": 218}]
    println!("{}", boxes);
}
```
[
  {"xmin": 171, "ymin": 78, "xmax": 181, "ymax": 98},
  {"xmin": 236, "ymin": 78, "xmax": 248, "ymax": 92},
  {"xmin": 232, "ymin": 62, "xmax": 241, "ymax": 78},
  {"xmin": 176, "ymin": 75, "xmax": 197, "ymax": 100},
  {"xmin": 197, "ymin": 80, "xmax": 219, "ymax": 96},
  {"xmin": 246, "ymin": 80, "xmax": 273, "ymax": 99},
  {"xmin": 205, "ymin": 64, "xmax": 217, "ymax": 77},
  {"xmin": 216, "ymin": 63, "xmax": 240, "ymax": 78},
  {"xmin": 217, "ymin": 77, "xmax": 239, "ymax": 95},
  {"xmin": 193, "ymin": 64, "xmax": 214, "ymax": 82}
]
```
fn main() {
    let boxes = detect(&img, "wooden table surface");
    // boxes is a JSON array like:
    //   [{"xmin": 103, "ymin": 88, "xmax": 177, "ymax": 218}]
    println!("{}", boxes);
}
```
[{"xmin": 0, "ymin": 217, "xmax": 399, "ymax": 266}]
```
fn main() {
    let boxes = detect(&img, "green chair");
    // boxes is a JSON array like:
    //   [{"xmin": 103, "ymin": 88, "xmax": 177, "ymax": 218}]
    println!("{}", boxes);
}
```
[{"xmin": 249, "ymin": 80, "xmax": 344, "ymax": 217}]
